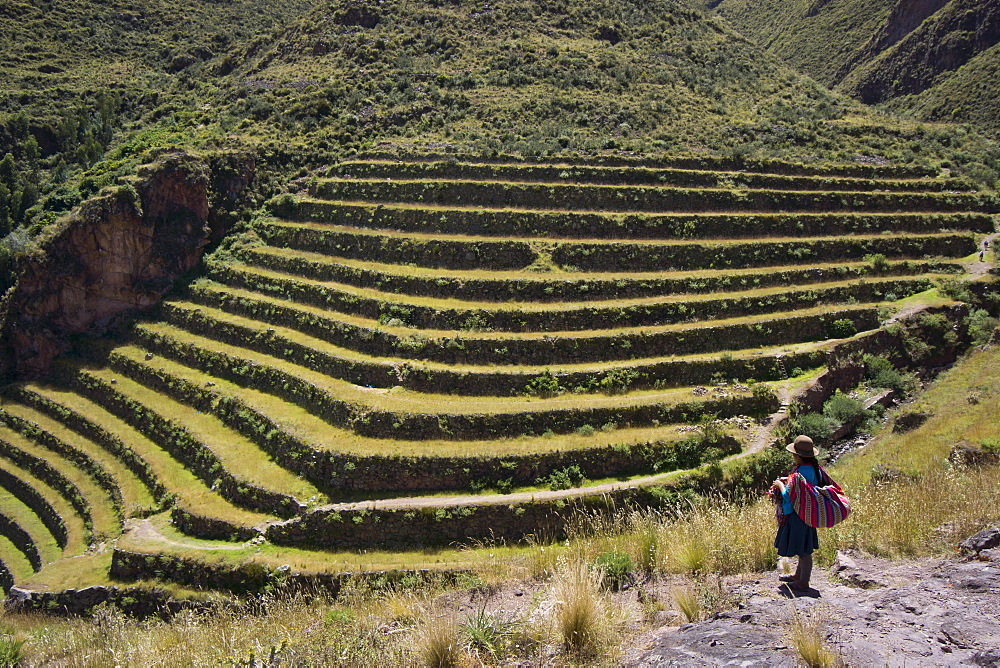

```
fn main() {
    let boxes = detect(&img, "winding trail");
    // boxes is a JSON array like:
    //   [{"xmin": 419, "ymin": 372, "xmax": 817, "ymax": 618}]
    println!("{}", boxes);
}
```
[{"xmin": 123, "ymin": 518, "xmax": 246, "ymax": 551}]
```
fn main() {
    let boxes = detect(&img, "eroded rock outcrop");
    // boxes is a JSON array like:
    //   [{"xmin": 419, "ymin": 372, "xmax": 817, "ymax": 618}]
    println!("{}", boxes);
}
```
[{"xmin": 0, "ymin": 149, "xmax": 253, "ymax": 379}]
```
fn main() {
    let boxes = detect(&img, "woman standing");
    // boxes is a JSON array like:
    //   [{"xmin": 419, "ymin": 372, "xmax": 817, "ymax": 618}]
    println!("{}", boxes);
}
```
[{"xmin": 771, "ymin": 434, "xmax": 822, "ymax": 593}]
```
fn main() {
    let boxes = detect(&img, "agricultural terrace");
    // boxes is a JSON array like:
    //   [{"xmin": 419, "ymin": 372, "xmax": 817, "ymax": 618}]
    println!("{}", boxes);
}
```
[{"xmin": 0, "ymin": 157, "xmax": 995, "ymax": 599}]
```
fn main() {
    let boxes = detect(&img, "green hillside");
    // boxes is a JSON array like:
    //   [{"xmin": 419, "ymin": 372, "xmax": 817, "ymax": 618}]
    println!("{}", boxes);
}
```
[
  {"xmin": 707, "ymin": 0, "xmax": 1000, "ymax": 129},
  {"xmin": 701, "ymin": 0, "xmax": 896, "ymax": 86},
  {"xmin": 0, "ymin": 0, "xmax": 997, "ymax": 637},
  {"xmin": 0, "ymin": 0, "xmax": 319, "ymax": 234},
  {"xmin": 891, "ymin": 42, "xmax": 1000, "ymax": 130},
  {"xmin": 4, "ymin": 0, "xmax": 1000, "ymax": 245}
]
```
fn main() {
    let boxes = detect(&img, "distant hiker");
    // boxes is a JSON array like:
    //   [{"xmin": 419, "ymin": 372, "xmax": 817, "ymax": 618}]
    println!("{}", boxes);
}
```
[
  {"xmin": 985, "ymin": 239, "xmax": 990, "ymax": 250},
  {"xmin": 981, "ymin": 250, "xmax": 986, "ymax": 262},
  {"xmin": 770, "ymin": 435, "xmax": 823, "ymax": 593}
]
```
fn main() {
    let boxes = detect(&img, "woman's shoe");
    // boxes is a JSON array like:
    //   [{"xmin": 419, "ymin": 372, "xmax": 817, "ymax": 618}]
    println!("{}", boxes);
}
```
[{"xmin": 778, "ymin": 574, "xmax": 798, "ymax": 582}]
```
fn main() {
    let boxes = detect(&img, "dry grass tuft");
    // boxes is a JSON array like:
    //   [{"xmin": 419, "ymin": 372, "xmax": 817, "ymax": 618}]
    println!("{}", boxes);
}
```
[
  {"xmin": 672, "ymin": 586, "xmax": 701, "ymax": 623},
  {"xmin": 787, "ymin": 606, "xmax": 839, "ymax": 668},
  {"xmin": 549, "ymin": 556, "xmax": 612, "ymax": 656},
  {"xmin": 416, "ymin": 612, "xmax": 464, "ymax": 668}
]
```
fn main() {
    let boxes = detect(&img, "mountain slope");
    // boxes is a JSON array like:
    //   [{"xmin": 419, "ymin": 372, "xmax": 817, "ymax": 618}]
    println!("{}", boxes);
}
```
[
  {"xmin": 838, "ymin": 0, "xmax": 1000, "ymax": 106},
  {"xmin": 892, "ymin": 42, "xmax": 1000, "ymax": 130},
  {"xmin": 1, "ymin": 0, "xmax": 999, "ymax": 246},
  {"xmin": 707, "ymin": 0, "xmax": 1000, "ymax": 128},
  {"xmin": 215, "ymin": 0, "xmax": 852, "ymax": 155},
  {"xmin": 701, "ymin": 0, "xmax": 897, "ymax": 87}
]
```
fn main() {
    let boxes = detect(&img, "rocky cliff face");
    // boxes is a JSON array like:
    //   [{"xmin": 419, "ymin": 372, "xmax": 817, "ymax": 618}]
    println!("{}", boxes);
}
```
[{"xmin": 0, "ymin": 149, "xmax": 254, "ymax": 379}]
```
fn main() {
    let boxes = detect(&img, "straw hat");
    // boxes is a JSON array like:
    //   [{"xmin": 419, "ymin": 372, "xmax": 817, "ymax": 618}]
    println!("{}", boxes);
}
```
[{"xmin": 786, "ymin": 434, "xmax": 819, "ymax": 457}]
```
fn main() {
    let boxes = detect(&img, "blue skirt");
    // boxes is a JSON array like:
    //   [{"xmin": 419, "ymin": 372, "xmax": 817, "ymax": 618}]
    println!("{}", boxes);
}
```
[{"xmin": 775, "ymin": 512, "xmax": 819, "ymax": 557}]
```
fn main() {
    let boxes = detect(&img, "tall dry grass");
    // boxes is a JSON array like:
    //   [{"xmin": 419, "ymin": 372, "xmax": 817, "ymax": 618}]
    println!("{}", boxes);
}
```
[
  {"xmin": 818, "ymin": 463, "xmax": 1000, "ymax": 562},
  {"xmin": 787, "ymin": 605, "xmax": 839, "ymax": 668},
  {"xmin": 416, "ymin": 612, "xmax": 463, "ymax": 668},
  {"xmin": 549, "ymin": 557, "xmax": 606, "ymax": 654},
  {"xmin": 570, "ymin": 498, "xmax": 779, "ymax": 577}
]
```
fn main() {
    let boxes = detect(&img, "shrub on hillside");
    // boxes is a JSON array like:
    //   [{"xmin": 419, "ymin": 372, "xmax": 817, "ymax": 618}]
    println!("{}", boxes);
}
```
[
  {"xmin": 967, "ymin": 308, "xmax": 999, "ymax": 346},
  {"xmin": 265, "ymin": 193, "xmax": 298, "ymax": 217},
  {"xmin": 524, "ymin": 371, "xmax": 564, "ymax": 398},
  {"xmin": 725, "ymin": 444, "xmax": 794, "ymax": 500},
  {"xmin": 864, "ymin": 252, "xmax": 890, "ymax": 273},
  {"xmin": 863, "ymin": 354, "xmax": 915, "ymax": 394},
  {"xmin": 789, "ymin": 411, "xmax": 836, "ymax": 442},
  {"xmin": 938, "ymin": 278, "xmax": 973, "ymax": 303},
  {"xmin": 538, "ymin": 465, "xmax": 586, "ymax": 491},
  {"xmin": 822, "ymin": 390, "xmax": 869, "ymax": 425},
  {"xmin": 826, "ymin": 318, "xmax": 857, "ymax": 339},
  {"xmin": 901, "ymin": 312, "xmax": 959, "ymax": 362}
]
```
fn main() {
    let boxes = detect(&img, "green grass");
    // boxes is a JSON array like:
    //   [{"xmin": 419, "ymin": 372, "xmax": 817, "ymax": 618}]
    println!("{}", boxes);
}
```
[
  {"xmin": 245, "ymin": 245, "xmax": 964, "ymax": 296},
  {"xmin": 120, "ymin": 324, "xmax": 757, "ymax": 416},
  {"xmin": 77, "ymin": 366, "xmax": 321, "ymax": 503},
  {"xmin": 708, "ymin": 0, "xmax": 895, "ymax": 88},
  {"xmin": 20, "ymin": 385, "xmax": 273, "ymax": 530},
  {"xmin": 184, "ymin": 279, "xmax": 881, "ymax": 341},
  {"xmin": 0, "ymin": 426, "xmax": 118, "ymax": 540},
  {"xmin": 0, "ymin": 403, "xmax": 157, "ymax": 517},
  {"xmin": 329, "ymin": 158, "xmax": 972, "ymax": 191},
  {"xmin": 20, "ymin": 552, "xmax": 116, "ymax": 592},
  {"xmin": 0, "ymin": 340, "xmax": 997, "ymax": 664},
  {"xmin": 117, "ymin": 512, "xmax": 494, "ymax": 574},
  {"xmin": 836, "ymin": 345, "xmax": 1000, "ymax": 486},
  {"xmin": 263, "ymin": 217, "xmax": 982, "ymax": 249},
  {"xmin": 0, "ymin": 534, "xmax": 34, "ymax": 585},
  {"xmin": 0, "ymin": 489, "xmax": 61, "ymax": 567},
  {"xmin": 710, "ymin": 0, "xmax": 1000, "ymax": 137},
  {"xmin": 158, "ymin": 294, "xmax": 838, "ymax": 373},
  {"xmin": 105, "ymin": 337, "xmax": 739, "ymax": 457},
  {"xmin": 166, "ymin": 299, "xmax": 852, "ymax": 372},
  {"xmin": 0, "ymin": 0, "xmax": 998, "ymax": 659},
  {"xmin": 214, "ymin": 261, "xmax": 937, "ymax": 327}
]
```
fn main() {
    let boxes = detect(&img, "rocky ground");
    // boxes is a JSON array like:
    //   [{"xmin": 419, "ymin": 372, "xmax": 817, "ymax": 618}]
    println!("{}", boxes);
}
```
[{"xmin": 623, "ymin": 529, "xmax": 1000, "ymax": 667}]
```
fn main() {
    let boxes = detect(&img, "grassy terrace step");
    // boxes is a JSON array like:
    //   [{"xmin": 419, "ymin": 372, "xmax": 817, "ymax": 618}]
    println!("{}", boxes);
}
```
[
  {"xmin": 243, "ymin": 247, "xmax": 964, "ymax": 303},
  {"xmin": 95, "ymin": 334, "xmax": 776, "ymax": 442},
  {"xmin": 138, "ymin": 309, "xmax": 829, "ymax": 396},
  {"xmin": 0, "ymin": 502, "xmax": 44, "ymax": 573},
  {"xmin": 176, "ymin": 285, "xmax": 881, "ymax": 365},
  {"xmin": 0, "ymin": 474, "xmax": 72, "ymax": 563},
  {"xmin": 0, "ymin": 409, "xmax": 126, "ymax": 516},
  {"xmin": 208, "ymin": 264, "xmax": 931, "ymax": 332},
  {"xmin": 61, "ymin": 364, "xmax": 318, "ymax": 518},
  {"xmin": 0, "ymin": 537, "xmax": 30, "ymax": 591},
  {"xmin": 0, "ymin": 462, "xmax": 67, "ymax": 550},
  {"xmin": 91, "ymin": 343, "xmax": 743, "ymax": 492},
  {"xmin": 113, "ymin": 512, "xmax": 483, "ymax": 582},
  {"xmin": 286, "ymin": 200, "xmax": 994, "ymax": 240},
  {"xmin": 355, "ymin": 152, "xmax": 940, "ymax": 179},
  {"xmin": 11, "ymin": 385, "xmax": 271, "ymax": 539},
  {"xmin": 257, "ymin": 220, "xmax": 978, "ymax": 272},
  {"xmin": 0, "ymin": 403, "xmax": 157, "ymax": 517},
  {"xmin": 0, "ymin": 462, "xmax": 66, "ymax": 548},
  {"xmin": 328, "ymin": 160, "xmax": 974, "ymax": 192},
  {"xmin": 311, "ymin": 178, "xmax": 1000, "ymax": 214},
  {"xmin": 103, "ymin": 337, "xmax": 720, "ymax": 462},
  {"xmin": 0, "ymin": 535, "xmax": 35, "ymax": 583},
  {"xmin": 0, "ymin": 427, "xmax": 101, "ymax": 541}
]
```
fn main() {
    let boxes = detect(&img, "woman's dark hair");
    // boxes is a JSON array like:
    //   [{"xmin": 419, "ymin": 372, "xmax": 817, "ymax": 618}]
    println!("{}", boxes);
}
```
[{"xmin": 797, "ymin": 455, "xmax": 820, "ymax": 468}]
